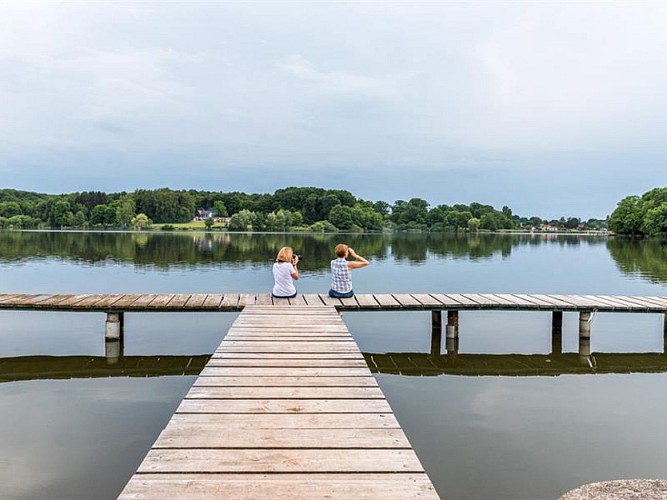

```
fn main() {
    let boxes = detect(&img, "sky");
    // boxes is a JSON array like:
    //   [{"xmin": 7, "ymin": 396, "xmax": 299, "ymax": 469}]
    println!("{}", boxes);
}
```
[{"xmin": 1, "ymin": 1, "xmax": 666, "ymax": 219}]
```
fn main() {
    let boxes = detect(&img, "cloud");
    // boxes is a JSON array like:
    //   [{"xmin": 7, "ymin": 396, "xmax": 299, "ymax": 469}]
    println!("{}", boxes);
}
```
[{"xmin": 278, "ymin": 54, "xmax": 400, "ymax": 97}]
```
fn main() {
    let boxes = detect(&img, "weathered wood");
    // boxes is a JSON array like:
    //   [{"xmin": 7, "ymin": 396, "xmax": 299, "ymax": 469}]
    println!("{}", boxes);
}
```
[
  {"xmin": 411, "ymin": 294, "xmax": 443, "ymax": 307},
  {"xmin": 302, "ymin": 293, "xmax": 324, "ymax": 306},
  {"xmin": 373, "ymin": 294, "xmax": 401, "ymax": 308},
  {"xmin": 146, "ymin": 294, "xmax": 176, "ymax": 309},
  {"xmin": 392, "ymin": 294, "xmax": 422, "ymax": 308},
  {"xmin": 177, "ymin": 398, "xmax": 393, "ymax": 414},
  {"xmin": 110, "ymin": 294, "xmax": 142, "ymax": 308},
  {"xmin": 202, "ymin": 294, "xmax": 224, "ymax": 309},
  {"xmin": 185, "ymin": 386, "xmax": 385, "ymax": 399},
  {"xmin": 154, "ymin": 427, "xmax": 409, "ymax": 449},
  {"xmin": 160, "ymin": 412, "xmax": 401, "ymax": 428},
  {"xmin": 339, "ymin": 296, "xmax": 359, "ymax": 308},
  {"xmin": 441, "ymin": 294, "xmax": 480, "ymax": 307},
  {"xmin": 194, "ymin": 376, "xmax": 382, "ymax": 388},
  {"xmin": 220, "ymin": 293, "xmax": 240, "ymax": 310},
  {"xmin": 255, "ymin": 293, "xmax": 273, "ymax": 305},
  {"xmin": 205, "ymin": 358, "xmax": 368, "ymax": 368},
  {"xmin": 119, "ymin": 473, "xmax": 438, "ymax": 500},
  {"xmin": 184, "ymin": 293, "xmax": 208, "ymax": 308},
  {"xmin": 237, "ymin": 294, "xmax": 257, "ymax": 307},
  {"xmin": 119, "ymin": 305, "xmax": 436, "ymax": 500},
  {"xmin": 355, "ymin": 294, "xmax": 381, "ymax": 308},
  {"xmin": 460, "ymin": 294, "xmax": 497, "ymax": 307},
  {"xmin": 137, "ymin": 448, "xmax": 425, "ymax": 473},
  {"xmin": 318, "ymin": 294, "xmax": 343, "ymax": 307},
  {"xmin": 288, "ymin": 295, "xmax": 308, "ymax": 306}
]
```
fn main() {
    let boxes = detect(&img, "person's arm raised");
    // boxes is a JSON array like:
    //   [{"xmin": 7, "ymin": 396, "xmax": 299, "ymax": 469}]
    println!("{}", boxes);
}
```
[
  {"xmin": 291, "ymin": 256, "xmax": 300, "ymax": 279},
  {"xmin": 347, "ymin": 248, "xmax": 368, "ymax": 269}
]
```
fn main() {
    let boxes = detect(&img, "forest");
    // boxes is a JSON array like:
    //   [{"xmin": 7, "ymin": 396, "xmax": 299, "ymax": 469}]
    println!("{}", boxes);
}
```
[
  {"xmin": 0, "ymin": 186, "xmax": 606, "ymax": 233},
  {"xmin": 608, "ymin": 187, "xmax": 667, "ymax": 237}
]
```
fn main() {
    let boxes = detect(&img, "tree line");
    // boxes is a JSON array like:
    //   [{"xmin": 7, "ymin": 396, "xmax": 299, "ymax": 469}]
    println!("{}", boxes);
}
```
[
  {"xmin": 0, "ymin": 186, "xmax": 605, "ymax": 232},
  {"xmin": 609, "ymin": 187, "xmax": 667, "ymax": 237}
]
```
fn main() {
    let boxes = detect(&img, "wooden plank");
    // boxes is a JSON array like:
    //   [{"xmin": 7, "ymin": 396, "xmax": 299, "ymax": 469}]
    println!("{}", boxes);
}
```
[
  {"xmin": 302, "ymin": 294, "xmax": 324, "ymax": 306},
  {"xmin": 288, "ymin": 295, "xmax": 308, "ymax": 306},
  {"xmin": 119, "ymin": 473, "xmax": 439, "ymax": 500},
  {"xmin": 137, "ymin": 448, "xmax": 425, "ymax": 473},
  {"xmin": 32, "ymin": 294, "xmax": 75, "ymax": 307},
  {"xmin": 354, "ymin": 294, "xmax": 380, "ymax": 309},
  {"xmin": 184, "ymin": 293, "xmax": 208, "ymax": 308},
  {"xmin": 17, "ymin": 294, "xmax": 55, "ymax": 305},
  {"xmin": 221, "ymin": 293, "xmax": 241, "ymax": 310},
  {"xmin": 318, "ymin": 294, "xmax": 343, "ymax": 307},
  {"xmin": 480, "ymin": 294, "xmax": 520, "ymax": 307},
  {"xmin": 199, "ymin": 367, "xmax": 370, "ymax": 377},
  {"xmin": 373, "ymin": 294, "xmax": 401, "ymax": 308},
  {"xmin": 194, "ymin": 376, "xmax": 380, "ymax": 387},
  {"xmin": 154, "ymin": 427, "xmax": 409, "ymax": 449},
  {"xmin": 441, "ymin": 293, "xmax": 480, "ymax": 307},
  {"xmin": 168, "ymin": 294, "xmax": 192, "ymax": 308},
  {"xmin": 392, "ymin": 294, "xmax": 422, "ymax": 308},
  {"xmin": 206, "ymin": 358, "xmax": 368, "ymax": 368},
  {"xmin": 271, "ymin": 296, "xmax": 291, "ymax": 307},
  {"xmin": 624, "ymin": 296, "xmax": 667, "ymax": 309},
  {"xmin": 155, "ymin": 412, "xmax": 400, "ymax": 428},
  {"xmin": 129, "ymin": 294, "xmax": 159, "ymax": 308},
  {"xmin": 645, "ymin": 296, "xmax": 667, "ymax": 307},
  {"xmin": 594, "ymin": 295, "xmax": 651, "ymax": 310},
  {"xmin": 493, "ymin": 294, "xmax": 540, "ymax": 308},
  {"xmin": 547, "ymin": 294, "xmax": 595, "ymax": 309},
  {"xmin": 0, "ymin": 294, "xmax": 22, "ymax": 304},
  {"xmin": 224, "ymin": 336, "xmax": 355, "ymax": 343},
  {"xmin": 460, "ymin": 294, "xmax": 499, "ymax": 307},
  {"xmin": 411, "ymin": 294, "xmax": 443, "ymax": 307},
  {"xmin": 110, "ymin": 294, "xmax": 142, "ymax": 308},
  {"xmin": 429, "ymin": 293, "xmax": 463, "ymax": 308},
  {"xmin": 177, "ymin": 397, "xmax": 393, "ymax": 414},
  {"xmin": 238, "ymin": 294, "xmax": 257, "ymax": 307},
  {"xmin": 185, "ymin": 386, "xmax": 385, "ymax": 399},
  {"xmin": 339, "ymin": 296, "xmax": 359, "ymax": 308},
  {"xmin": 145, "ymin": 294, "xmax": 175, "ymax": 309},
  {"xmin": 50, "ymin": 294, "xmax": 93, "ymax": 307},
  {"xmin": 91, "ymin": 294, "xmax": 125, "ymax": 309},
  {"xmin": 524, "ymin": 294, "xmax": 576, "ymax": 309},
  {"xmin": 211, "ymin": 352, "xmax": 363, "ymax": 360},
  {"xmin": 572, "ymin": 295, "xmax": 621, "ymax": 310},
  {"xmin": 202, "ymin": 294, "xmax": 224, "ymax": 309},
  {"xmin": 71, "ymin": 294, "xmax": 108, "ymax": 307},
  {"xmin": 255, "ymin": 293, "xmax": 273, "ymax": 305}
]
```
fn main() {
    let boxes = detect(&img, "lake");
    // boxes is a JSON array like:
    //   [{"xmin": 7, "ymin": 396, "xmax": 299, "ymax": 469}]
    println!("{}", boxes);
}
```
[{"xmin": 0, "ymin": 231, "xmax": 666, "ymax": 500}]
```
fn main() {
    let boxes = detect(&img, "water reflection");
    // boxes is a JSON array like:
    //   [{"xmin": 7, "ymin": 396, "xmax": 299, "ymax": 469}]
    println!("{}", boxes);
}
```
[
  {"xmin": 0, "ymin": 354, "xmax": 210, "ymax": 383},
  {"xmin": 607, "ymin": 238, "xmax": 667, "ymax": 284},
  {"xmin": 0, "ymin": 231, "xmax": 612, "ymax": 271},
  {"xmin": 3, "ymin": 347, "xmax": 666, "ymax": 383}
]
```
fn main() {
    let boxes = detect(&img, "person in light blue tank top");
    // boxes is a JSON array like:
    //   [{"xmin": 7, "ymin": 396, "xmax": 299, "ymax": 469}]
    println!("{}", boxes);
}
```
[{"xmin": 328, "ymin": 243, "xmax": 369, "ymax": 298}]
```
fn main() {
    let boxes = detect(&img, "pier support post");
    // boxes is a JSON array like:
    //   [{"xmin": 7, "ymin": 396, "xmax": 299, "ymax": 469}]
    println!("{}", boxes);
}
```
[
  {"xmin": 551, "ymin": 311, "xmax": 563, "ymax": 354},
  {"xmin": 105, "ymin": 338, "xmax": 123, "ymax": 365},
  {"xmin": 579, "ymin": 311, "xmax": 591, "ymax": 338},
  {"xmin": 446, "ymin": 337, "xmax": 459, "ymax": 357},
  {"xmin": 446, "ymin": 310, "xmax": 459, "ymax": 339},
  {"xmin": 105, "ymin": 312, "xmax": 124, "ymax": 341},
  {"xmin": 578, "ymin": 336, "xmax": 591, "ymax": 366},
  {"xmin": 431, "ymin": 311, "xmax": 442, "ymax": 357},
  {"xmin": 664, "ymin": 314, "xmax": 667, "ymax": 354}
]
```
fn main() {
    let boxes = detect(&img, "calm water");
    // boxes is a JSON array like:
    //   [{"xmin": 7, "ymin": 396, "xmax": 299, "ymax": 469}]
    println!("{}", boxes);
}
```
[{"xmin": 0, "ymin": 231, "xmax": 666, "ymax": 500}]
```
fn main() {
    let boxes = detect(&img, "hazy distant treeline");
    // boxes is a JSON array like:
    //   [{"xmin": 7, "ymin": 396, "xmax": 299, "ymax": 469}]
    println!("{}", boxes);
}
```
[{"xmin": 0, "ymin": 186, "xmax": 606, "ymax": 232}]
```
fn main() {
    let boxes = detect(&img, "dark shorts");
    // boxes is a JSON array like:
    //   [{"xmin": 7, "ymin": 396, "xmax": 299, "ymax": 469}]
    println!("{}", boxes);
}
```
[
  {"xmin": 328, "ymin": 289, "xmax": 354, "ymax": 299},
  {"xmin": 272, "ymin": 292, "xmax": 297, "ymax": 299}
]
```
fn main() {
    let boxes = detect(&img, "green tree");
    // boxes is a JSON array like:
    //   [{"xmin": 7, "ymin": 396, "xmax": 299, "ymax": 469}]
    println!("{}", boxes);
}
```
[
  {"xmin": 328, "ymin": 205, "xmax": 354, "ymax": 230},
  {"xmin": 213, "ymin": 201, "xmax": 228, "ymax": 217},
  {"xmin": 609, "ymin": 196, "xmax": 644, "ymax": 235},
  {"xmin": 116, "ymin": 199, "xmax": 136, "ymax": 228},
  {"xmin": 131, "ymin": 213, "xmax": 153, "ymax": 230},
  {"xmin": 643, "ymin": 205, "xmax": 667, "ymax": 237}
]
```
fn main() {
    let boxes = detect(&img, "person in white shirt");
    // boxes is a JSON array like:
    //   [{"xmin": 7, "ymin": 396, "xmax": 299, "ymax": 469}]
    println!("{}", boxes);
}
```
[{"xmin": 272, "ymin": 246, "xmax": 299, "ymax": 298}]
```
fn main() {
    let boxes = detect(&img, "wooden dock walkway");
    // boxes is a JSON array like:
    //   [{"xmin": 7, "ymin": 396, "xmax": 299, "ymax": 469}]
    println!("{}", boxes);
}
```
[
  {"xmin": 0, "ymin": 292, "xmax": 665, "ymax": 312},
  {"xmin": 117, "ymin": 305, "xmax": 439, "ymax": 500}
]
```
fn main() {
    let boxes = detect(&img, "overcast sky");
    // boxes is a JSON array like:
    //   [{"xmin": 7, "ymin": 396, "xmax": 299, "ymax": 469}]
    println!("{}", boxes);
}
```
[{"xmin": 1, "ymin": 1, "xmax": 666, "ymax": 218}]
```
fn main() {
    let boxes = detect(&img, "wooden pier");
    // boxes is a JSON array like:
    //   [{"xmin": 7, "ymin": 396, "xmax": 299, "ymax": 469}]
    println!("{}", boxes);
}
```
[{"xmin": 117, "ymin": 305, "xmax": 438, "ymax": 499}]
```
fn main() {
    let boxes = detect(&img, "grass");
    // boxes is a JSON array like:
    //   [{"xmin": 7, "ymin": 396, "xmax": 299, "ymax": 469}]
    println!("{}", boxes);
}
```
[{"xmin": 153, "ymin": 221, "xmax": 228, "ymax": 230}]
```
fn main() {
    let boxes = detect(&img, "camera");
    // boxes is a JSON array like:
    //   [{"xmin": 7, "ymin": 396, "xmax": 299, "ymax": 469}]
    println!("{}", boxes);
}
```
[{"xmin": 294, "ymin": 254, "xmax": 303, "ymax": 262}]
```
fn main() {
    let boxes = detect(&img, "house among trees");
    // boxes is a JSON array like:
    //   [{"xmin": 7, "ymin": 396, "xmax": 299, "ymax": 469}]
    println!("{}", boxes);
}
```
[{"xmin": 194, "ymin": 209, "xmax": 213, "ymax": 221}]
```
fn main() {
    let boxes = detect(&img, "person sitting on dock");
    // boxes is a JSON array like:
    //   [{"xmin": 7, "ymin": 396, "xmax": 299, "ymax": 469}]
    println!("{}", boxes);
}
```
[
  {"xmin": 328, "ymin": 243, "xmax": 368, "ymax": 298},
  {"xmin": 272, "ymin": 246, "xmax": 300, "ymax": 298}
]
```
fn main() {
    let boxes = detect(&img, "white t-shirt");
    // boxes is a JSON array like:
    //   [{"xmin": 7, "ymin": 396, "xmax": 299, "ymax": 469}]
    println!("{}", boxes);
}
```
[{"xmin": 272, "ymin": 262, "xmax": 297, "ymax": 296}]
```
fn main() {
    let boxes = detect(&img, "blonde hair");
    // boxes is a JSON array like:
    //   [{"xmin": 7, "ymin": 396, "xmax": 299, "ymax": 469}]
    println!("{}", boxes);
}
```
[
  {"xmin": 335, "ymin": 243, "xmax": 348, "ymax": 258},
  {"xmin": 276, "ymin": 246, "xmax": 294, "ymax": 263}
]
